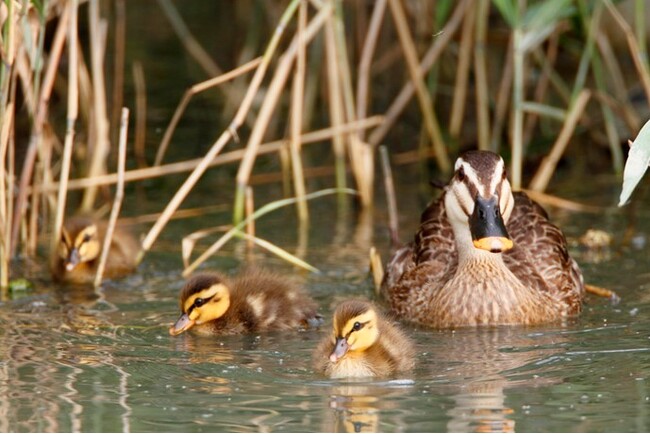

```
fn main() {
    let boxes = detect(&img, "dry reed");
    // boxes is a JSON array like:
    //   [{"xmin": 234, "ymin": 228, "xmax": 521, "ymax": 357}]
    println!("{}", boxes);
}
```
[
  {"xmin": 1, "ymin": 1, "xmax": 649, "ymax": 287},
  {"xmin": 51, "ymin": 0, "xmax": 79, "ymax": 257},
  {"xmin": 388, "ymin": 0, "xmax": 450, "ymax": 174},
  {"xmin": 80, "ymin": 0, "xmax": 111, "ymax": 212},
  {"xmin": 289, "ymin": 0, "xmax": 309, "ymax": 222},
  {"xmin": 94, "ymin": 108, "xmax": 129, "ymax": 287}
]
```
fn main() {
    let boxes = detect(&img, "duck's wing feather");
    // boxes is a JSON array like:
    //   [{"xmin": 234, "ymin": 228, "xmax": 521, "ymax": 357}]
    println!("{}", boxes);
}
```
[
  {"xmin": 503, "ymin": 192, "xmax": 584, "ymax": 314},
  {"xmin": 381, "ymin": 192, "xmax": 457, "ymax": 305}
]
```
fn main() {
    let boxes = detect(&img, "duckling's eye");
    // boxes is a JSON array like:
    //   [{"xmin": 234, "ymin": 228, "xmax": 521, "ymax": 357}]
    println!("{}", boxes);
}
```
[
  {"xmin": 82, "ymin": 234, "xmax": 92, "ymax": 243},
  {"xmin": 352, "ymin": 321, "xmax": 362, "ymax": 331},
  {"xmin": 194, "ymin": 298, "xmax": 205, "ymax": 307},
  {"xmin": 457, "ymin": 167, "xmax": 465, "ymax": 181}
]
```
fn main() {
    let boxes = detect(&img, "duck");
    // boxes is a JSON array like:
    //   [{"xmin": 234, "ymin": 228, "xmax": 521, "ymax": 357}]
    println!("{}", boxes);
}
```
[
  {"xmin": 313, "ymin": 299, "xmax": 415, "ymax": 378},
  {"xmin": 381, "ymin": 150, "xmax": 585, "ymax": 328},
  {"xmin": 50, "ymin": 216, "xmax": 140, "ymax": 284},
  {"xmin": 169, "ymin": 269, "xmax": 322, "ymax": 337}
]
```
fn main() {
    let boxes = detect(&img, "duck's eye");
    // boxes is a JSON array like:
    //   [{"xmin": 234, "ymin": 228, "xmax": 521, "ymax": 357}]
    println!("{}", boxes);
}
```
[
  {"xmin": 502, "ymin": 169, "xmax": 507, "ymax": 180},
  {"xmin": 352, "ymin": 321, "xmax": 362, "ymax": 331},
  {"xmin": 194, "ymin": 298, "xmax": 205, "ymax": 307},
  {"xmin": 457, "ymin": 167, "xmax": 465, "ymax": 181}
]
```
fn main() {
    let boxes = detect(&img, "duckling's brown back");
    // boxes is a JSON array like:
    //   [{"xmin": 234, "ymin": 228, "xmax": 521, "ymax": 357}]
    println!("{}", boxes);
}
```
[{"xmin": 220, "ymin": 269, "xmax": 320, "ymax": 333}]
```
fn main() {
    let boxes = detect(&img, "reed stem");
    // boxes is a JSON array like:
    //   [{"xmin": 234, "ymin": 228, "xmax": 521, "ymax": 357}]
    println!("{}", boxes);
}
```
[
  {"xmin": 368, "ymin": 0, "xmax": 470, "ymax": 149},
  {"xmin": 511, "ymin": 27, "xmax": 524, "ymax": 190},
  {"xmin": 234, "ymin": 1, "xmax": 332, "ymax": 224},
  {"xmin": 140, "ymin": 0, "xmax": 306, "ymax": 259},
  {"xmin": 449, "ymin": 4, "xmax": 475, "ymax": 140},
  {"xmin": 356, "ymin": 0, "xmax": 387, "ymax": 139},
  {"xmin": 528, "ymin": 90, "xmax": 592, "ymax": 192},
  {"xmin": 379, "ymin": 146, "xmax": 399, "ymax": 247},
  {"xmin": 0, "ymin": 104, "xmax": 13, "ymax": 289},
  {"xmin": 324, "ymin": 7, "xmax": 348, "ymax": 199},
  {"xmin": 290, "ymin": 0, "xmax": 309, "ymax": 222},
  {"xmin": 473, "ymin": 0, "xmax": 490, "ymax": 151},
  {"xmin": 388, "ymin": 0, "xmax": 450, "ymax": 174},
  {"xmin": 95, "ymin": 108, "xmax": 129, "ymax": 287},
  {"xmin": 184, "ymin": 188, "xmax": 355, "ymax": 276},
  {"xmin": 81, "ymin": 0, "xmax": 110, "ymax": 212},
  {"xmin": 133, "ymin": 61, "xmax": 147, "ymax": 168},
  {"xmin": 32, "ymin": 117, "xmax": 383, "ymax": 195},
  {"xmin": 154, "ymin": 57, "xmax": 262, "ymax": 166},
  {"xmin": 52, "ymin": 0, "xmax": 79, "ymax": 257}
]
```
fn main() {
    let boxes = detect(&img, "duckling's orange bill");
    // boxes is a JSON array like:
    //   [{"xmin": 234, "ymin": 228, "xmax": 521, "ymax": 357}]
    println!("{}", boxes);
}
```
[
  {"xmin": 329, "ymin": 337, "xmax": 348, "ymax": 362},
  {"xmin": 169, "ymin": 313, "xmax": 195, "ymax": 336},
  {"xmin": 469, "ymin": 195, "xmax": 513, "ymax": 253}
]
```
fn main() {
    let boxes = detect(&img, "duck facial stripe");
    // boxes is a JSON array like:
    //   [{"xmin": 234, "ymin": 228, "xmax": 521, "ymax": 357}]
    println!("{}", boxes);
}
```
[
  {"xmin": 187, "ymin": 294, "xmax": 217, "ymax": 315},
  {"xmin": 456, "ymin": 160, "xmax": 484, "ymax": 197},
  {"xmin": 343, "ymin": 321, "xmax": 367, "ymax": 339},
  {"xmin": 451, "ymin": 180, "xmax": 475, "ymax": 217},
  {"xmin": 488, "ymin": 159, "xmax": 505, "ymax": 195}
]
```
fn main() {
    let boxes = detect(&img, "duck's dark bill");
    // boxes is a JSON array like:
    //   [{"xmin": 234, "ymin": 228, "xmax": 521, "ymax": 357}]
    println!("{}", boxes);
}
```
[
  {"xmin": 469, "ymin": 195, "xmax": 513, "ymax": 253},
  {"xmin": 169, "ymin": 313, "xmax": 195, "ymax": 336}
]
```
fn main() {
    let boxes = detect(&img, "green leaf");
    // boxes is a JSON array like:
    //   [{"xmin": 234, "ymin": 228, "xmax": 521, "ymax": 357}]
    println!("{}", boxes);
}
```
[
  {"xmin": 492, "ymin": 0, "xmax": 517, "ymax": 27},
  {"xmin": 619, "ymin": 118, "xmax": 650, "ymax": 206},
  {"xmin": 435, "ymin": 0, "xmax": 455, "ymax": 28},
  {"xmin": 520, "ymin": 0, "xmax": 576, "ymax": 51},
  {"xmin": 523, "ymin": 0, "xmax": 575, "ymax": 31}
]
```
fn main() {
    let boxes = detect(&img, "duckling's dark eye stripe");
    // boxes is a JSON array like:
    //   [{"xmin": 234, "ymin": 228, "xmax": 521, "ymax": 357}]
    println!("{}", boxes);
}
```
[
  {"xmin": 187, "ymin": 294, "xmax": 216, "ymax": 314},
  {"xmin": 344, "ymin": 321, "xmax": 368, "ymax": 338}
]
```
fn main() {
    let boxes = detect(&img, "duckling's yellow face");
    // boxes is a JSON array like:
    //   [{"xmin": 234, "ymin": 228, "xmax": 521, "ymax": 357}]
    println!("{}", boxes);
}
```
[
  {"xmin": 58, "ymin": 224, "xmax": 101, "ymax": 271},
  {"xmin": 329, "ymin": 306, "xmax": 379, "ymax": 363},
  {"xmin": 169, "ymin": 283, "xmax": 231, "ymax": 336}
]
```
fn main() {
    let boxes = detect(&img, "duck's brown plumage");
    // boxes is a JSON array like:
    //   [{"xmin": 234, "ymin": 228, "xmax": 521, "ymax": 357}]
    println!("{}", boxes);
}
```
[
  {"xmin": 313, "ymin": 299, "xmax": 415, "ymax": 378},
  {"xmin": 382, "ymin": 151, "xmax": 584, "ymax": 328},
  {"xmin": 170, "ymin": 269, "xmax": 321, "ymax": 337},
  {"xmin": 50, "ymin": 217, "xmax": 139, "ymax": 284}
]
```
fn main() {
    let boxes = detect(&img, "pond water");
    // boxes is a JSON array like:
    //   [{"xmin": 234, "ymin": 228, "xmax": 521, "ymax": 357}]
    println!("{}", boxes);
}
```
[
  {"xmin": 4, "ymin": 1, "xmax": 650, "ymax": 432},
  {"xmin": 3, "ymin": 173, "xmax": 650, "ymax": 432}
]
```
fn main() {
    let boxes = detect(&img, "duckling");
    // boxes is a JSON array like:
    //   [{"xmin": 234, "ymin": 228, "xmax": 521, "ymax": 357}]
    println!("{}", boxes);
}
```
[
  {"xmin": 50, "ymin": 217, "xmax": 139, "ymax": 284},
  {"xmin": 169, "ymin": 269, "xmax": 322, "ymax": 337},
  {"xmin": 313, "ymin": 299, "xmax": 415, "ymax": 379},
  {"xmin": 382, "ymin": 150, "xmax": 585, "ymax": 327}
]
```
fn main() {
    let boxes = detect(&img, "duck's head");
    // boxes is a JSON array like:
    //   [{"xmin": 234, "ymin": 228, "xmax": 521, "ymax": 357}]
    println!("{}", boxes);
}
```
[
  {"xmin": 58, "ymin": 223, "xmax": 101, "ymax": 271},
  {"xmin": 169, "ymin": 273, "xmax": 231, "ymax": 336},
  {"xmin": 329, "ymin": 300, "xmax": 379, "ymax": 363},
  {"xmin": 444, "ymin": 150, "xmax": 515, "ymax": 254}
]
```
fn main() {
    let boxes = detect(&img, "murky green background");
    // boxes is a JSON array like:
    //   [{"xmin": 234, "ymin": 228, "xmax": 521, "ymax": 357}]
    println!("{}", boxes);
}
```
[{"xmin": 3, "ymin": 2, "xmax": 650, "ymax": 432}]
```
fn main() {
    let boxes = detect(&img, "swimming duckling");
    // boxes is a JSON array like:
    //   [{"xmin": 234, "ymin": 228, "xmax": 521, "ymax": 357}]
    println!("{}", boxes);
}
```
[
  {"xmin": 314, "ymin": 299, "xmax": 415, "ymax": 378},
  {"xmin": 51, "ymin": 217, "xmax": 139, "ymax": 284},
  {"xmin": 169, "ymin": 270, "xmax": 322, "ymax": 337}
]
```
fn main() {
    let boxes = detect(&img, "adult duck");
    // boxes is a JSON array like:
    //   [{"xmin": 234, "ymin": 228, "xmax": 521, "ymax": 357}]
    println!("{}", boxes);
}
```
[{"xmin": 381, "ymin": 150, "xmax": 584, "ymax": 328}]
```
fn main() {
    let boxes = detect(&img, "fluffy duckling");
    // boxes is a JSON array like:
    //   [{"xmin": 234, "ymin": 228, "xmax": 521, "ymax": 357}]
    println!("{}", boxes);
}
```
[
  {"xmin": 169, "ymin": 270, "xmax": 322, "ymax": 337},
  {"xmin": 51, "ymin": 217, "xmax": 139, "ymax": 284},
  {"xmin": 314, "ymin": 300, "xmax": 415, "ymax": 379}
]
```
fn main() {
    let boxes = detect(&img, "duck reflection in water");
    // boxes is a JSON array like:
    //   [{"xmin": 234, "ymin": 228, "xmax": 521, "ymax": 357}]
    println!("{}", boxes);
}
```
[
  {"xmin": 434, "ymin": 326, "xmax": 568, "ymax": 433},
  {"xmin": 323, "ymin": 383, "xmax": 411, "ymax": 433}
]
